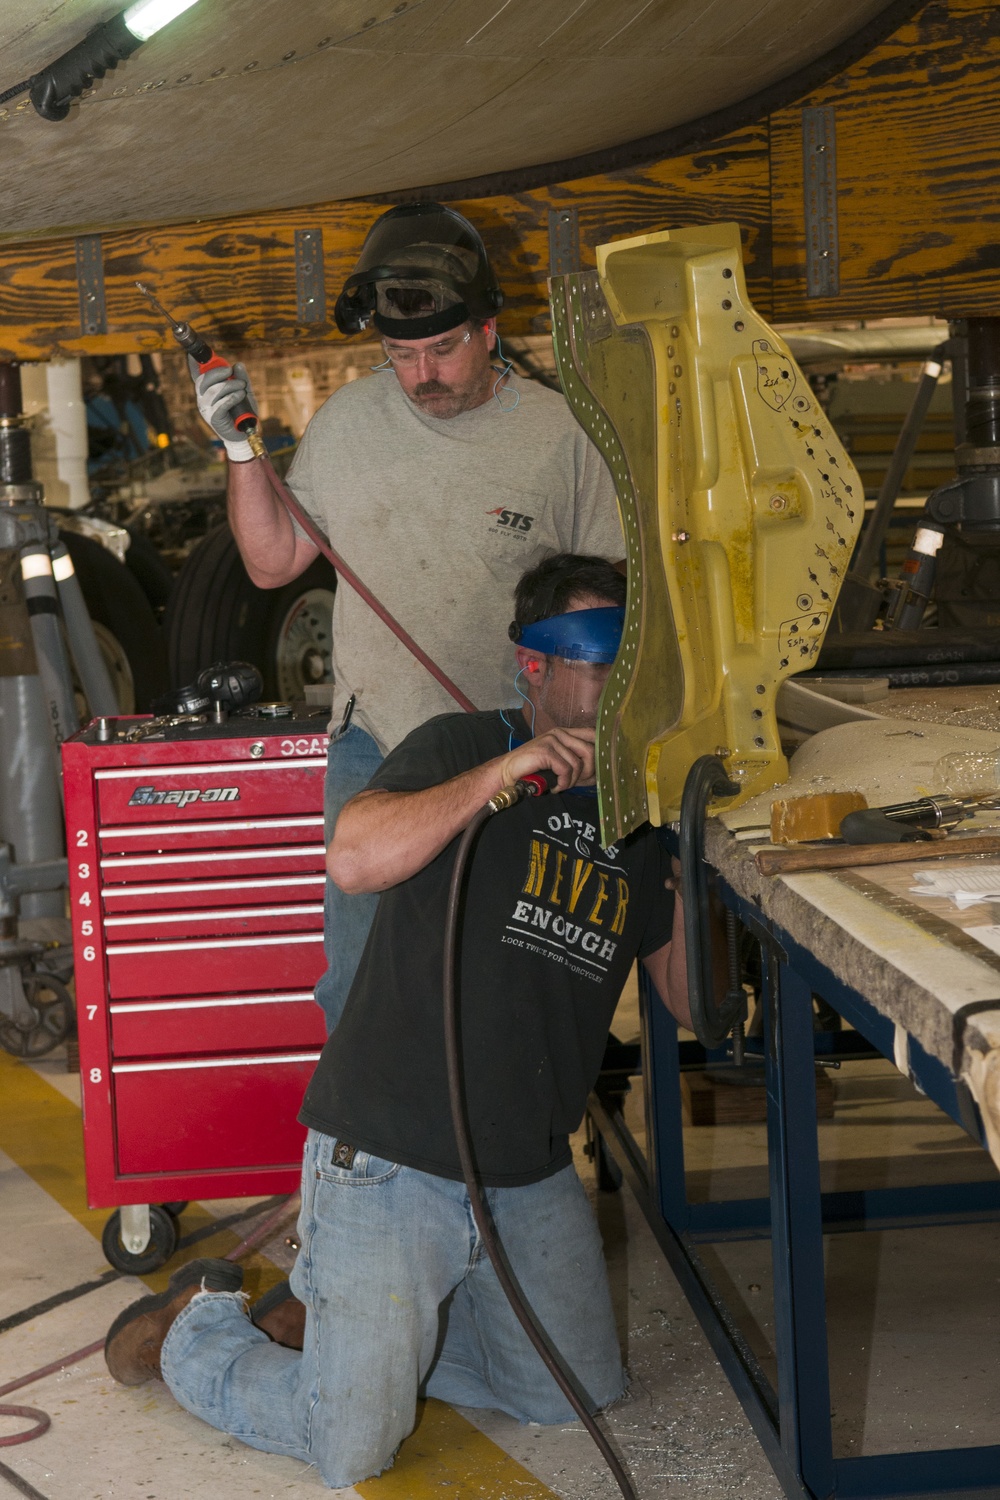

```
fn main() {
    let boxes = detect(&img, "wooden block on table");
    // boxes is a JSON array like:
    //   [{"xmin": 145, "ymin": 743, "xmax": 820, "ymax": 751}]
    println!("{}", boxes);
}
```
[{"xmin": 770, "ymin": 791, "xmax": 868, "ymax": 845}]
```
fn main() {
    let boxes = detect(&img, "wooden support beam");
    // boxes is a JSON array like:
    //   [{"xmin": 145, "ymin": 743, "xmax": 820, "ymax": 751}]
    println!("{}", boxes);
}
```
[
  {"xmin": 0, "ymin": 0, "xmax": 996, "ymax": 362},
  {"xmin": 0, "ymin": 129, "xmax": 770, "ymax": 361}
]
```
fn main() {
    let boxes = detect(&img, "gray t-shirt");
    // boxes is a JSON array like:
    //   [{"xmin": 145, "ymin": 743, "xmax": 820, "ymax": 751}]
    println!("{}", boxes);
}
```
[{"xmin": 285, "ymin": 370, "xmax": 622, "ymax": 753}]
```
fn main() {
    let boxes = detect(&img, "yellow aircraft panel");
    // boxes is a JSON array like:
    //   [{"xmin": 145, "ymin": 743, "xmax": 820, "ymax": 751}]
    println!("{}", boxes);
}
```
[{"xmin": 550, "ymin": 223, "xmax": 864, "ymax": 843}]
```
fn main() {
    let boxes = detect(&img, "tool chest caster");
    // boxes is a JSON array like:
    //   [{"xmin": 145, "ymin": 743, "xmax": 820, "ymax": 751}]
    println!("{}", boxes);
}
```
[{"xmin": 102, "ymin": 1203, "xmax": 179, "ymax": 1273}]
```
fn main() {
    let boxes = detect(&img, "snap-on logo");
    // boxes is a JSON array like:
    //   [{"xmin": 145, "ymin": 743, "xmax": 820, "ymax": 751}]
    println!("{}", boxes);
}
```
[
  {"xmin": 128, "ymin": 785, "xmax": 240, "ymax": 807},
  {"xmin": 486, "ymin": 507, "xmax": 534, "ymax": 534},
  {"xmin": 279, "ymin": 736, "xmax": 330, "ymax": 757}
]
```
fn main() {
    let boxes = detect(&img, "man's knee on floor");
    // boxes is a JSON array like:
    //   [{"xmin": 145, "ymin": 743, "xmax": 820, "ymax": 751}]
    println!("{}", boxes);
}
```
[
  {"xmin": 313, "ymin": 1427, "xmax": 404, "ymax": 1490},
  {"xmin": 308, "ymin": 1383, "xmax": 415, "ymax": 1492}
]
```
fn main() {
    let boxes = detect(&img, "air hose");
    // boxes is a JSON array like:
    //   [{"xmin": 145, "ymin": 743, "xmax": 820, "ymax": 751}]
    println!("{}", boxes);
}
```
[
  {"xmin": 443, "ymin": 771, "xmax": 637, "ymax": 1500},
  {"xmin": 261, "ymin": 454, "xmax": 478, "ymax": 714}
]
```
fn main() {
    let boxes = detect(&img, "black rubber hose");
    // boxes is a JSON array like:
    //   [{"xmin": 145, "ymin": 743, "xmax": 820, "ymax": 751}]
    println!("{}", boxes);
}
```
[
  {"xmin": 851, "ymin": 345, "xmax": 947, "ymax": 580},
  {"xmin": 0, "ymin": 1455, "xmax": 51, "ymax": 1499},
  {"xmin": 0, "ymin": 78, "xmax": 34, "ymax": 107},
  {"xmin": 443, "ymin": 802, "xmax": 637, "ymax": 1500},
  {"xmin": 679, "ymin": 755, "xmax": 745, "ymax": 1049}
]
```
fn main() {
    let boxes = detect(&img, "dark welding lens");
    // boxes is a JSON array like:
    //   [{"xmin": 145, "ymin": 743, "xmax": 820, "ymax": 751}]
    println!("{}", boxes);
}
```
[{"xmin": 383, "ymin": 285, "xmax": 438, "ymax": 316}]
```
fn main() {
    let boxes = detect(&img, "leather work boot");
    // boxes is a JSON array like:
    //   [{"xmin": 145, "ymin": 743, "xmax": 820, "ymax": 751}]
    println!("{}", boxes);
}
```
[
  {"xmin": 105, "ymin": 1257, "xmax": 244, "ymax": 1386},
  {"xmin": 251, "ymin": 1280, "xmax": 306, "ymax": 1350}
]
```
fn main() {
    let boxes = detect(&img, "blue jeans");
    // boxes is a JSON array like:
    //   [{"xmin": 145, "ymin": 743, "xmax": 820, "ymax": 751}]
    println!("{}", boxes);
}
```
[
  {"xmin": 313, "ymin": 725, "xmax": 383, "ymax": 1034},
  {"xmin": 161, "ymin": 1130, "xmax": 625, "ymax": 1489}
]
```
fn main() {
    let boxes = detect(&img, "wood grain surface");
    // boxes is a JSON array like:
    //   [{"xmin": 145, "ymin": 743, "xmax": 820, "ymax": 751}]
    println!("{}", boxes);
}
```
[
  {"xmin": 769, "ymin": 0, "xmax": 1000, "ymax": 320},
  {"xmin": 0, "ymin": 0, "xmax": 996, "ymax": 359}
]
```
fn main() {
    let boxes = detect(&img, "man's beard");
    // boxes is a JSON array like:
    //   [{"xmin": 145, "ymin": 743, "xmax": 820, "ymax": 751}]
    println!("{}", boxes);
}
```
[{"xmin": 409, "ymin": 375, "xmax": 490, "ymax": 417}]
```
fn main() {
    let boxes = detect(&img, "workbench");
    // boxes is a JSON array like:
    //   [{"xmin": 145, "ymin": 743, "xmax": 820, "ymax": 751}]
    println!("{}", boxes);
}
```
[{"xmin": 590, "ymin": 794, "xmax": 1000, "ymax": 1500}]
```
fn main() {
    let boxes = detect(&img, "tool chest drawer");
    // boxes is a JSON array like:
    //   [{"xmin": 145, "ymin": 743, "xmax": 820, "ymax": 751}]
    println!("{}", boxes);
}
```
[
  {"xmin": 62, "ymin": 713, "xmax": 332, "ymax": 1214},
  {"xmin": 98, "ymin": 814, "xmax": 325, "ymax": 856},
  {"xmin": 95, "ymin": 760, "xmax": 325, "ymax": 821},
  {"xmin": 99, "ymin": 840, "xmax": 326, "ymax": 881},
  {"xmin": 112, "ymin": 1052, "xmax": 321, "ymax": 1174},
  {"xmin": 103, "ymin": 899, "xmax": 325, "ymax": 941},
  {"xmin": 110, "ymin": 991, "xmax": 326, "ymax": 1057},
  {"xmin": 106, "ymin": 930, "xmax": 326, "ymax": 998},
  {"xmin": 101, "ymin": 872, "xmax": 326, "ymax": 912}
]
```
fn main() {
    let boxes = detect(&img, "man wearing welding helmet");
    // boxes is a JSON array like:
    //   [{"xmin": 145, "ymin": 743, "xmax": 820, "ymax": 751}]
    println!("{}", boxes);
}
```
[
  {"xmin": 104, "ymin": 553, "xmax": 690, "ymax": 1491},
  {"xmin": 189, "ymin": 203, "xmax": 622, "ymax": 1035}
]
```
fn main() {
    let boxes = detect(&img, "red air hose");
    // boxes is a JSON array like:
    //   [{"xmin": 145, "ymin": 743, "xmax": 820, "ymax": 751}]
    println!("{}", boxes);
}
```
[{"xmin": 0, "ymin": 1195, "xmax": 298, "ymax": 1478}]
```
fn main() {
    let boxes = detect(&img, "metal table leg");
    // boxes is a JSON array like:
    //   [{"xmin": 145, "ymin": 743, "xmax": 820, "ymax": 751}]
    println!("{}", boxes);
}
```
[{"xmin": 762, "ymin": 941, "xmax": 835, "ymax": 1498}]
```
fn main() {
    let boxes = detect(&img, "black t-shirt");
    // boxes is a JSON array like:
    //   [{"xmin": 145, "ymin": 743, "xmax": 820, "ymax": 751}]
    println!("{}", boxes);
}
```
[{"xmin": 299, "ymin": 711, "xmax": 674, "ymax": 1186}]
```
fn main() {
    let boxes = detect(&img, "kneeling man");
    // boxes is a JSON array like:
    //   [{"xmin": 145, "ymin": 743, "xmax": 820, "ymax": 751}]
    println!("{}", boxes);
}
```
[{"xmin": 104, "ymin": 552, "xmax": 691, "ymax": 1489}]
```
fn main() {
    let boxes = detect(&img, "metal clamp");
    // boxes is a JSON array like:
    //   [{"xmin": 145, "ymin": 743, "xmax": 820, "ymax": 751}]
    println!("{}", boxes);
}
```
[{"xmin": 679, "ymin": 755, "xmax": 748, "ymax": 1048}]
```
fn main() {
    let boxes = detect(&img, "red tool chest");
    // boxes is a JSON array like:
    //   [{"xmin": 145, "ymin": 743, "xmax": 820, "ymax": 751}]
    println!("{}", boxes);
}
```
[{"xmin": 62, "ymin": 713, "xmax": 330, "ymax": 1234}]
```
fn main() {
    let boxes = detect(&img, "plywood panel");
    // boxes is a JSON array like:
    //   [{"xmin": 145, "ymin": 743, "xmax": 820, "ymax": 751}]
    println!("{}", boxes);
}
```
[{"xmin": 770, "ymin": 0, "xmax": 1000, "ymax": 319}]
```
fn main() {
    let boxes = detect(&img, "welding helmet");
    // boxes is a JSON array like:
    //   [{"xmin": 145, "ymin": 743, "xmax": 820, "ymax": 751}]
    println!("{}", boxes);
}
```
[
  {"xmin": 509, "ymin": 607, "xmax": 624, "ymax": 663},
  {"xmin": 334, "ymin": 202, "xmax": 504, "ymax": 339}
]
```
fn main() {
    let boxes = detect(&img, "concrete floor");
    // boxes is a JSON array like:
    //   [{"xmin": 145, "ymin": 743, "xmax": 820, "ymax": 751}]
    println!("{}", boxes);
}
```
[{"xmin": 0, "ymin": 996, "xmax": 997, "ymax": 1499}]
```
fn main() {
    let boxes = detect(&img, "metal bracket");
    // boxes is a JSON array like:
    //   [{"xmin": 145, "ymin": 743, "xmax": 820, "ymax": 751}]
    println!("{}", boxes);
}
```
[
  {"xmin": 548, "ymin": 207, "xmax": 580, "ymax": 277},
  {"xmin": 802, "ymin": 106, "xmax": 839, "ymax": 299},
  {"xmin": 294, "ymin": 229, "xmax": 326, "ymax": 324},
  {"xmin": 120, "ymin": 1203, "xmax": 152, "ymax": 1255},
  {"xmin": 75, "ymin": 235, "xmax": 107, "ymax": 336}
]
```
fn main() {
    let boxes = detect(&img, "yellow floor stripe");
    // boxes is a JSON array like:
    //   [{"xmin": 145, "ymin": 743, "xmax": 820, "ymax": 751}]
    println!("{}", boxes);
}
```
[
  {"xmin": 358, "ymin": 1400, "xmax": 558, "ymax": 1500},
  {"xmin": 0, "ymin": 1050, "xmax": 562, "ymax": 1497}
]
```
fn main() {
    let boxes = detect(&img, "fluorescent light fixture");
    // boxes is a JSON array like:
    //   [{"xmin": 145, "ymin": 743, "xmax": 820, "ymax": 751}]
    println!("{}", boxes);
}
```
[
  {"xmin": 28, "ymin": 0, "xmax": 202, "ymax": 120},
  {"xmin": 123, "ymin": 0, "xmax": 201, "ymax": 43}
]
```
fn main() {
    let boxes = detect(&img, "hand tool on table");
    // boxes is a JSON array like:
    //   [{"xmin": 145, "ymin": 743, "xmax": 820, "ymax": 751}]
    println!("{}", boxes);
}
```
[
  {"xmin": 756, "ymin": 832, "xmax": 1000, "ymax": 876},
  {"xmin": 840, "ymin": 791, "xmax": 1000, "ymax": 844}
]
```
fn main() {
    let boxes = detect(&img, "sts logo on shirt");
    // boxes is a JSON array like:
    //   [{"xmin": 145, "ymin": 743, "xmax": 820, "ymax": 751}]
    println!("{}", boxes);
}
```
[{"xmin": 486, "ymin": 506, "xmax": 534, "ymax": 535}]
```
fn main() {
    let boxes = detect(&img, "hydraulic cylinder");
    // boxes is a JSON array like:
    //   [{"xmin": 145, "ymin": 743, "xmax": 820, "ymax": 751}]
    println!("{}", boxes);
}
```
[{"xmin": 0, "ymin": 362, "xmax": 66, "ymax": 917}]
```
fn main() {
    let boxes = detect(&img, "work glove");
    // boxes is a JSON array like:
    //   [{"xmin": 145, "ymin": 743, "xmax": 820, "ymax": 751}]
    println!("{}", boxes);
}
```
[{"xmin": 188, "ymin": 355, "xmax": 258, "ymax": 462}]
